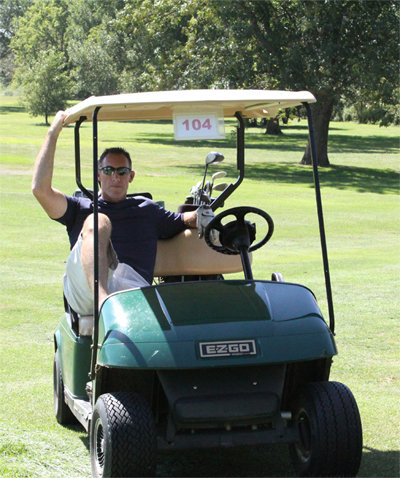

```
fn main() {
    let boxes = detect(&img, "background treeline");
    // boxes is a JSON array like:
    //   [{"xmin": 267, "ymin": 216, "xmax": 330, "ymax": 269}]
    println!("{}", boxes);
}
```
[{"xmin": 1, "ymin": 0, "xmax": 398, "ymax": 164}]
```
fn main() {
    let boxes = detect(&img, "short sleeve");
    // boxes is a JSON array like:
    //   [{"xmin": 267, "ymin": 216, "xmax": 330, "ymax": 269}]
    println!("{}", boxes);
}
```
[{"xmin": 156, "ymin": 205, "xmax": 186, "ymax": 239}]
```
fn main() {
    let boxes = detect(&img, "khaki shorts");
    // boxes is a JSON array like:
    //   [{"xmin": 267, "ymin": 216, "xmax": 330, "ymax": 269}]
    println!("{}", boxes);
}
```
[{"xmin": 63, "ymin": 235, "xmax": 150, "ymax": 316}]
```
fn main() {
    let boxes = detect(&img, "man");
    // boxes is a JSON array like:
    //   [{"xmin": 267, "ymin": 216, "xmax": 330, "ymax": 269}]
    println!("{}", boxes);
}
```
[{"xmin": 32, "ymin": 111, "xmax": 213, "ymax": 316}]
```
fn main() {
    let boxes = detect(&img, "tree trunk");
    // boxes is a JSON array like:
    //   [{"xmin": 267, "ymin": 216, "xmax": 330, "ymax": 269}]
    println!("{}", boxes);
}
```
[
  {"xmin": 301, "ymin": 98, "xmax": 334, "ymax": 166},
  {"xmin": 264, "ymin": 118, "xmax": 283, "ymax": 135}
]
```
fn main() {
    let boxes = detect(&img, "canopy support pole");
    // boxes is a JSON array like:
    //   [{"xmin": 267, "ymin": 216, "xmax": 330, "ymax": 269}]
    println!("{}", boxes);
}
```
[
  {"xmin": 303, "ymin": 102, "xmax": 335, "ymax": 334},
  {"xmin": 90, "ymin": 107, "xmax": 101, "ymax": 384},
  {"xmin": 74, "ymin": 116, "xmax": 91, "ymax": 198},
  {"xmin": 211, "ymin": 112, "xmax": 245, "ymax": 211}
]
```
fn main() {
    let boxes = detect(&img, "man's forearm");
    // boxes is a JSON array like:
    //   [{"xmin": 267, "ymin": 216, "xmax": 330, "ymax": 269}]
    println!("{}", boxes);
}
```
[
  {"xmin": 32, "ymin": 125, "xmax": 59, "ymax": 196},
  {"xmin": 32, "ymin": 111, "xmax": 68, "ymax": 219}
]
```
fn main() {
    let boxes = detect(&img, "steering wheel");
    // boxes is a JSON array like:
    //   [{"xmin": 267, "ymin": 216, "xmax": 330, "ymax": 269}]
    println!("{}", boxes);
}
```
[{"xmin": 204, "ymin": 206, "xmax": 274, "ymax": 255}]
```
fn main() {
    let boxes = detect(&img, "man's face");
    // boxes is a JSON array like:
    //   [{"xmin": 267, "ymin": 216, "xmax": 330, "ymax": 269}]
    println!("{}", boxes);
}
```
[{"xmin": 98, "ymin": 153, "xmax": 135, "ymax": 203}]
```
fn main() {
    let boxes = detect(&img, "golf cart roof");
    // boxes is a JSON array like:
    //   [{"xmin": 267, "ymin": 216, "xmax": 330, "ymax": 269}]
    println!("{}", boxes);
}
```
[{"xmin": 64, "ymin": 89, "xmax": 316, "ymax": 125}]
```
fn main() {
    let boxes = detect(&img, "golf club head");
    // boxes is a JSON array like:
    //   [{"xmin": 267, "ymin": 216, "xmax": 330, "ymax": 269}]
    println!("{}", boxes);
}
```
[
  {"xmin": 212, "ymin": 182, "xmax": 228, "ymax": 192},
  {"xmin": 190, "ymin": 180, "xmax": 202, "ymax": 192},
  {"xmin": 211, "ymin": 171, "xmax": 227, "ymax": 182},
  {"xmin": 190, "ymin": 180, "xmax": 203, "ymax": 204},
  {"xmin": 199, "ymin": 193, "xmax": 211, "ymax": 205},
  {"xmin": 205, "ymin": 151, "xmax": 224, "ymax": 165},
  {"xmin": 210, "ymin": 171, "xmax": 227, "ymax": 192}
]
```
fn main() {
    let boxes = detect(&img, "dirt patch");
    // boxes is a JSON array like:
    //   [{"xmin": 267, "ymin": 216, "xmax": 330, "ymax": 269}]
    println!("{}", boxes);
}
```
[{"xmin": 2, "ymin": 169, "xmax": 32, "ymax": 176}]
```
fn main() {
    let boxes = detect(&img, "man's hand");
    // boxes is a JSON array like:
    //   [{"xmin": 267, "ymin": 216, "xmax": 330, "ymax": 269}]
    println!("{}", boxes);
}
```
[
  {"xmin": 182, "ymin": 206, "xmax": 219, "ymax": 243},
  {"xmin": 196, "ymin": 205, "xmax": 215, "ymax": 239},
  {"xmin": 49, "ymin": 110, "xmax": 67, "ymax": 136}
]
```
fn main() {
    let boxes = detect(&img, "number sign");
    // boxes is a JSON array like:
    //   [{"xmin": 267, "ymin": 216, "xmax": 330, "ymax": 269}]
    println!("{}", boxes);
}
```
[{"xmin": 174, "ymin": 111, "xmax": 225, "ymax": 140}]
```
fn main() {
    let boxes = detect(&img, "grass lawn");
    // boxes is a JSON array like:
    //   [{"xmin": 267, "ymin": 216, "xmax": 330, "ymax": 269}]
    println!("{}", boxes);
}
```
[{"xmin": 0, "ymin": 93, "xmax": 399, "ymax": 477}]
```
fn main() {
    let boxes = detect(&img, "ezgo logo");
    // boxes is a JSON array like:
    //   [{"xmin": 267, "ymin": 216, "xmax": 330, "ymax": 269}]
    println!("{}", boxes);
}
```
[{"xmin": 199, "ymin": 340, "xmax": 257, "ymax": 358}]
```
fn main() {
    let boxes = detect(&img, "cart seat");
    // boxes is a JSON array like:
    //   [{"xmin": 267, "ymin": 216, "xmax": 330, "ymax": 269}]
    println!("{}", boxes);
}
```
[{"xmin": 154, "ymin": 228, "xmax": 247, "ymax": 276}]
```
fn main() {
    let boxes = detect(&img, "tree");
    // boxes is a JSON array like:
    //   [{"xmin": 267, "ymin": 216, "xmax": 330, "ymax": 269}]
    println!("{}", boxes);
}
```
[
  {"xmin": 213, "ymin": 0, "xmax": 399, "ymax": 165},
  {"xmin": 68, "ymin": 25, "xmax": 120, "ymax": 97},
  {"xmin": 11, "ymin": 0, "xmax": 395, "ymax": 161},
  {"xmin": 120, "ymin": 0, "xmax": 398, "ymax": 166},
  {"xmin": 18, "ymin": 49, "xmax": 72, "ymax": 124},
  {"xmin": 0, "ymin": 0, "xmax": 32, "ymax": 85},
  {"xmin": 11, "ymin": 0, "xmax": 69, "ymax": 67},
  {"xmin": 10, "ymin": 0, "xmax": 71, "ymax": 122},
  {"xmin": 111, "ymin": 0, "xmax": 201, "ymax": 92},
  {"xmin": 66, "ymin": 0, "xmax": 125, "ymax": 97}
]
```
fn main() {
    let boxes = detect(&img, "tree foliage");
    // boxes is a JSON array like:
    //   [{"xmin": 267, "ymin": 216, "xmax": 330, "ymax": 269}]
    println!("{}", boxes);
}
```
[
  {"xmin": 11, "ymin": 0, "xmax": 69, "ymax": 67},
  {"xmin": 66, "ymin": 0, "xmax": 124, "ymax": 97},
  {"xmin": 10, "ymin": 0, "xmax": 71, "ymax": 122},
  {"xmin": 0, "ymin": 0, "xmax": 32, "ymax": 85},
  {"xmin": 85, "ymin": 0, "xmax": 398, "ymax": 165},
  {"xmin": 7, "ymin": 0, "xmax": 399, "ymax": 163},
  {"xmin": 19, "ymin": 49, "xmax": 72, "ymax": 124},
  {"xmin": 111, "ymin": 0, "xmax": 202, "ymax": 92},
  {"xmin": 202, "ymin": 0, "xmax": 399, "ymax": 165}
]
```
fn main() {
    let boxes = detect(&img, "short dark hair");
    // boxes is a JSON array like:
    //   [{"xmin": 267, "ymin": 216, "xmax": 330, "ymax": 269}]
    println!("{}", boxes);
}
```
[{"xmin": 98, "ymin": 147, "xmax": 132, "ymax": 169}]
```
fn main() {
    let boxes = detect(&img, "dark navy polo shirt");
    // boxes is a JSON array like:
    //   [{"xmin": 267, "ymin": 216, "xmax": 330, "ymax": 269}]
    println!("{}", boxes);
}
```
[{"xmin": 54, "ymin": 195, "xmax": 186, "ymax": 284}]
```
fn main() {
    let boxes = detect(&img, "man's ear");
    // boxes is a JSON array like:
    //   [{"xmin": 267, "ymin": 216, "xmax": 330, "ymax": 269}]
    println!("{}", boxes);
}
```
[{"xmin": 129, "ymin": 170, "xmax": 135, "ymax": 183}]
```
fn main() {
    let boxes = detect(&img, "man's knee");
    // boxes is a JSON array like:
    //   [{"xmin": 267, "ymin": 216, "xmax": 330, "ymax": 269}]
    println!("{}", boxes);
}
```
[{"xmin": 82, "ymin": 213, "xmax": 111, "ymax": 240}]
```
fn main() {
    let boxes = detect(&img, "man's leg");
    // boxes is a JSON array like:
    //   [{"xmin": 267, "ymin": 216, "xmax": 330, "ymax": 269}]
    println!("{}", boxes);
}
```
[{"xmin": 80, "ymin": 213, "xmax": 113, "ymax": 308}]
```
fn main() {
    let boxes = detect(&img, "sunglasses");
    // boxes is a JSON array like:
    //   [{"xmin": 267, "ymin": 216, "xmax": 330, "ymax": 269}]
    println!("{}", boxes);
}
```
[{"xmin": 99, "ymin": 166, "xmax": 131, "ymax": 176}]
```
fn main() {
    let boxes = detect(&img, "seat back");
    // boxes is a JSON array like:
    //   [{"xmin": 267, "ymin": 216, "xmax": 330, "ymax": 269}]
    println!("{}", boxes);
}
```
[{"xmin": 154, "ymin": 229, "xmax": 248, "ymax": 277}]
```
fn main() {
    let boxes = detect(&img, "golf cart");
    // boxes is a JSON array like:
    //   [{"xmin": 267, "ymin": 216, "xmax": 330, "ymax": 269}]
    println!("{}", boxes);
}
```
[{"xmin": 53, "ymin": 90, "xmax": 363, "ymax": 477}]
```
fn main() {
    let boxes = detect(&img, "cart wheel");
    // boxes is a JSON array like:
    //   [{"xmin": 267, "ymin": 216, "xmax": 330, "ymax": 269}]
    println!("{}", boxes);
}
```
[
  {"xmin": 53, "ymin": 349, "xmax": 77, "ymax": 425},
  {"xmin": 90, "ymin": 392, "xmax": 156, "ymax": 478},
  {"xmin": 289, "ymin": 381, "xmax": 362, "ymax": 477}
]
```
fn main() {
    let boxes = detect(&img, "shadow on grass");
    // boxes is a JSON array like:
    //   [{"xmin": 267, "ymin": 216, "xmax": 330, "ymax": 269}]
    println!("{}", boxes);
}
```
[
  {"xmin": 181, "ymin": 161, "xmax": 399, "ymax": 195},
  {"xmin": 360, "ymin": 447, "xmax": 400, "ymax": 477},
  {"xmin": 79, "ymin": 432, "xmax": 89, "ymax": 451},
  {"xmin": 82, "ymin": 124, "xmax": 400, "ymax": 195},
  {"xmin": 108, "ymin": 127, "xmax": 399, "ymax": 155},
  {"xmin": 157, "ymin": 444, "xmax": 294, "ymax": 477},
  {"xmin": 73, "ymin": 441, "xmax": 400, "ymax": 477},
  {"xmin": 158, "ymin": 445, "xmax": 399, "ymax": 477},
  {"xmin": 72, "ymin": 424, "xmax": 399, "ymax": 476},
  {"xmin": 0, "ymin": 105, "xmax": 25, "ymax": 114},
  {"xmin": 329, "ymin": 134, "xmax": 399, "ymax": 154}
]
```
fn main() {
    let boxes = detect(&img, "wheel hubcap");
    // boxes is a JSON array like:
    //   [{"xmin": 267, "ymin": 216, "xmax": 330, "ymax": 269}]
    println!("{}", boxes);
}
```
[
  {"xmin": 94, "ymin": 420, "xmax": 105, "ymax": 472},
  {"xmin": 295, "ymin": 411, "xmax": 312, "ymax": 463}
]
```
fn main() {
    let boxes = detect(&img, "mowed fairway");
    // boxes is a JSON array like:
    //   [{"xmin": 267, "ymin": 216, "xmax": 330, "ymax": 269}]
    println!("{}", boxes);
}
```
[{"xmin": 0, "ymin": 93, "xmax": 399, "ymax": 477}]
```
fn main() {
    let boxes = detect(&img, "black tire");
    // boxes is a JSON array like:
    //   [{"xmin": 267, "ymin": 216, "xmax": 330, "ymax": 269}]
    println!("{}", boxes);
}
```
[
  {"xmin": 289, "ymin": 381, "xmax": 362, "ymax": 477},
  {"xmin": 90, "ymin": 392, "xmax": 157, "ymax": 478},
  {"xmin": 53, "ymin": 349, "xmax": 77, "ymax": 425}
]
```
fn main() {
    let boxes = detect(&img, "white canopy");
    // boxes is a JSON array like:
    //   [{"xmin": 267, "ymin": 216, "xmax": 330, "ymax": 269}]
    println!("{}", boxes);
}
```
[{"xmin": 63, "ymin": 89, "xmax": 316, "ymax": 125}]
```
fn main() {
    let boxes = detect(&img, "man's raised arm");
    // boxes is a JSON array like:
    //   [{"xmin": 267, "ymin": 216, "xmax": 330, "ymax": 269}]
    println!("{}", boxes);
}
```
[{"xmin": 32, "ymin": 111, "xmax": 68, "ymax": 219}]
